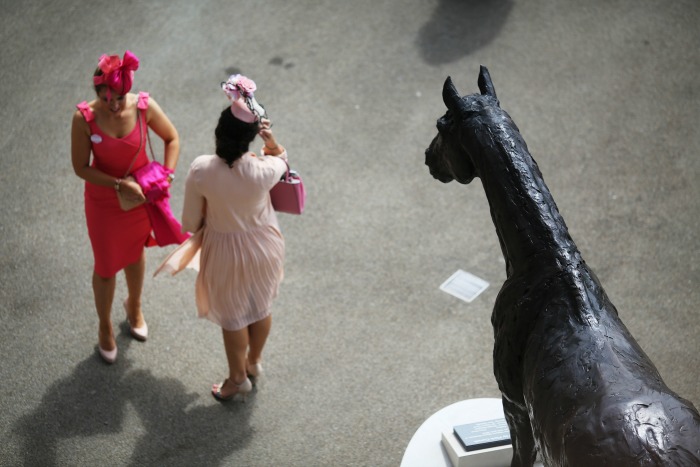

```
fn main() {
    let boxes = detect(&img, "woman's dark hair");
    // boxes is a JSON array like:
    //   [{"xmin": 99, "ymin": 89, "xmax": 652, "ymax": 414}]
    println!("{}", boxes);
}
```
[
  {"xmin": 215, "ymin": 107, "xmax": 260, "ymax": 167},
  {"xmin": 93, "ymin": 67, "xmax": 106, "ymax": 94}
]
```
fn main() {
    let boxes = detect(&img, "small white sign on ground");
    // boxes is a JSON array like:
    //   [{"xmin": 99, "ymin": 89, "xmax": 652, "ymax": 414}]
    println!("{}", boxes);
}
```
[{"xmin": 440, "ymin": 270, "xmax": 489, "ymax": 303}]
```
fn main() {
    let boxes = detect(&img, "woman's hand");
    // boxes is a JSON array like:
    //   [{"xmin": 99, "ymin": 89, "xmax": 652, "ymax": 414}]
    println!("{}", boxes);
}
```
[
  {"xmin": 259, "ymin": 118, "xmax": 283, "ymax": 156},
  {"xmin": 259, "ymin": 118, "xmax": 275, "ymax": 145},
  {"xmin": 119, "ymin": 177, "xmax": 146, "ymax": 203}
]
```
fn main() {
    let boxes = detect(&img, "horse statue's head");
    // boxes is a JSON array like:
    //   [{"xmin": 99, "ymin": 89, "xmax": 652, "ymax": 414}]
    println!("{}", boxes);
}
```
[{"xmin": 426, "ymin": 66, "xmax": 519, "ymax": 184}]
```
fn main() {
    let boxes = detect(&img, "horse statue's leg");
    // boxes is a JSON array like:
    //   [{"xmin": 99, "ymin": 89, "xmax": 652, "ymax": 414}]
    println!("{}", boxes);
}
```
[{"xmin": 502, "ymin": 397, "xmax": 537, "ymax": 467}]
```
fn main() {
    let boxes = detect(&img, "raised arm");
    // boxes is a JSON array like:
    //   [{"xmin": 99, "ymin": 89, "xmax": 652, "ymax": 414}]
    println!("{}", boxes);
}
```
[{"xmin": 259, "ymin": 118, "xmax": 285, "ymax": 157}]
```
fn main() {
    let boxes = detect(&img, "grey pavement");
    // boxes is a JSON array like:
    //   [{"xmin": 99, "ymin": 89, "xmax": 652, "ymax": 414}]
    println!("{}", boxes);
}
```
[{"xmin": 1, "ymin": 0, "xmax": 699, "ymax": 465}]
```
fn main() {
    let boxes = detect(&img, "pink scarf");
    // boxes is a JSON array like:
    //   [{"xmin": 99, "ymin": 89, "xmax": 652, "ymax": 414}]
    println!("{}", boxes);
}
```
[
  {"xmin": 132, "ymin": 164, "xmax": 190, "ymax": 247},
  {"xmin": 144, "ymin": 197, "xmax": 190, "ymax": 247}
]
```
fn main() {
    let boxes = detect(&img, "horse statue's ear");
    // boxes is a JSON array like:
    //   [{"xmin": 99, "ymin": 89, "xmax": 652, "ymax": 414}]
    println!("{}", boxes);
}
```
[
  {"xmin": 443, "ymin": 76, "xmax": 462, "ymax": 112},
  {"xmin": 478, "ymin": 65, "xmax": 498, "ymax": 102}
]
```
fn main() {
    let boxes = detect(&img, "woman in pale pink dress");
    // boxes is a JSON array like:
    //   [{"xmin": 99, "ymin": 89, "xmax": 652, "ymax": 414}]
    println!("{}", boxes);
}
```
[{"xmin": 162, "ymin": 75, "xmax": 287, "ymax": 401}]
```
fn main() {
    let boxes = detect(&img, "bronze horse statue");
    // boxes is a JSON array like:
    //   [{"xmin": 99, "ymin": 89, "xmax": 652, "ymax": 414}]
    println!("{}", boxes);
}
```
[{"xmin": 425, "ymin": 66, "xmax": 700, "ymax": 466}]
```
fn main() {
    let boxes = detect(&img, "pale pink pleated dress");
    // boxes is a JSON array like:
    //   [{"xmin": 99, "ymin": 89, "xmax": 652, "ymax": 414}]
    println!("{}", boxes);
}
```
[{"xmin": 174, "ymin": 151, "xmax": 288, "ymax": 331}]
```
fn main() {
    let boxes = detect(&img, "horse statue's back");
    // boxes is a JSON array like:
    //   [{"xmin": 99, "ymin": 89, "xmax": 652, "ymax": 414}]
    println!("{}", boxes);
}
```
[{"xmin": 425, "ymin": 66, "xmax": 700, "ymax": 467}]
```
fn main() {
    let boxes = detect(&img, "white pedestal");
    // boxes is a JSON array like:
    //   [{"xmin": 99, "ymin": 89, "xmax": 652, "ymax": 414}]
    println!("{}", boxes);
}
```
[
  {"xmin": 441, "ymin": 429, "xmax": 512, "ymax": 467},
  {"xmin": 401, "ymin": 398, "xmax": 544, "ymax": 467}
]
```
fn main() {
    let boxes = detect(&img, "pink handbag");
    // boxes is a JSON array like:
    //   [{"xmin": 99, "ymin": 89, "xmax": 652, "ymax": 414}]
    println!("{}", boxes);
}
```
[
  {"xmin": 270, "ymin": 160, "xmax": 306, "ymax": 215},
  {"xmin": 117, "ymin": 110, "xmax": 172, "ymax": 210},
  {"xmin": 131, "ymin": 111, "xmax": 173, "ymax": 204},
  {"xmin": 132, "ymin": 161, "xmax": 172, "ymax": 203}
]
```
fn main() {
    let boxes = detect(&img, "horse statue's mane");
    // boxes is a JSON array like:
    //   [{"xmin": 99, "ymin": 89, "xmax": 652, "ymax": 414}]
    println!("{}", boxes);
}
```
[{"xmin": 425, "ymin": 66, "xmax": 700, "ymax": 467}]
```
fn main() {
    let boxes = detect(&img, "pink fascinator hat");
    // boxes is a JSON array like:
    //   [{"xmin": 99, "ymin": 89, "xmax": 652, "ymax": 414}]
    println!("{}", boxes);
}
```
[
  {"xmin": 93, "ymin": 50, "xmax": 140, "ymax": 95},
  {"xmin": 221, "ymin": 74, "xmax": 268, "ymax": 123}
]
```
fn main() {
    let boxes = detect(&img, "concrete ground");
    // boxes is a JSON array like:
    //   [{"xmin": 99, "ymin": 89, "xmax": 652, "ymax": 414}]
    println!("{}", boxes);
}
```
[{"xmin": 1, "ymin": 0, "xmax": 698, "ymax": 465}]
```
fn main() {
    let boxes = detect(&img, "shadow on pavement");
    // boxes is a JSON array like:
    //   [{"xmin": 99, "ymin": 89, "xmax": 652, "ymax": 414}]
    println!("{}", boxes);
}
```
[
  {"xmin": 416, "ymin": 0, "xmax": 514, "ymax": 64},
  {"xmin": 13, "ymin": 323, "xmax": 254, "ymax": 466}
]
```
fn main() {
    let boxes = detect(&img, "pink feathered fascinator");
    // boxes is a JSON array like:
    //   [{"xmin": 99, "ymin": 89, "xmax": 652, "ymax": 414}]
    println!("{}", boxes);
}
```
[
  {"xmin": 221, "ymin": 74, "xmax": 268, "ymax": 123},
  {"xmin": 93, "ymin": 50, "xmax": 140, "ymax": 94}
]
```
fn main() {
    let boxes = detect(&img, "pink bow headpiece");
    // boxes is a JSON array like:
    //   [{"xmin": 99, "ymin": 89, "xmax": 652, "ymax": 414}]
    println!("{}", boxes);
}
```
[
  {"xmin": 221, "ymin": 74, "xmax": 268, "ymax": 123},
  {"xmin": 93, "ymin": 50, "xmax": 140, "ymax": 94}
]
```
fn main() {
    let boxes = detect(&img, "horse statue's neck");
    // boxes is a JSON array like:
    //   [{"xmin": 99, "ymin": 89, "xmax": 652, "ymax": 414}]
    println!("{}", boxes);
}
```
[{"xmin": 470, "ymin": 114, "xmax": 580, "ymax": 277}]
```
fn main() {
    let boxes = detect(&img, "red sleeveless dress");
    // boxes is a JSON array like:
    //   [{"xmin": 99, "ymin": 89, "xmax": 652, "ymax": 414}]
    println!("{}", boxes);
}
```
[{"xmin": 77, "ymin": 92, "xmax": 157, "ymax": 277}]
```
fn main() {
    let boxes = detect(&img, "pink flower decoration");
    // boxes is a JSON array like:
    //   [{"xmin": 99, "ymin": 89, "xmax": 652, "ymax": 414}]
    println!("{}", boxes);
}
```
[
  {"xmin": 93, "ymin": 50, "xmax": 140, "ymax": 94},
  {"xmin": 235, "ymin": 75, "xmax": 256, "ymax": 97},
  {"xmin": 222, "ymin": 74, "xmax": 257, "ymax": 101},
  {"xmin": 97, "ymin": 54, "xmax": 122, "ymax": 74}
]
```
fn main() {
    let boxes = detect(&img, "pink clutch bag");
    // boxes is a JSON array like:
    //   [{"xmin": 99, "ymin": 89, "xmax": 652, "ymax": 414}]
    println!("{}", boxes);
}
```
[{"xmin": 270, "ymin": 161, "xmax": 305, "ymax": 215}]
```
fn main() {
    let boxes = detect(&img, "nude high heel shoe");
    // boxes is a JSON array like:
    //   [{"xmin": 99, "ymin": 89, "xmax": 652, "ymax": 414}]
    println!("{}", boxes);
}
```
[
  {"xmin": 247, "ymin": 362, "xmax": 263, "ymax": 379},
  {"xmin": 98, "ymin": 345, "xmax": 117, "ymax": 364},
  {"xmin": 98, "ymin": 329, "xmax": 117, "ymax": 364},
  {"xmin": 211, "ymin": 378, "xmax": 253, "ymax": 402},
  {"xmin": 123, "ymin": 299, "xmax": 148, "ymax": 341}
]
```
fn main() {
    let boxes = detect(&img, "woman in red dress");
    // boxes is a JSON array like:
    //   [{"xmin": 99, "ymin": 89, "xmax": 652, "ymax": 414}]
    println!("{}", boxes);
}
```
[{"xmin": 71, "ymin": 51, "xmax": 180, "ymax": 363}]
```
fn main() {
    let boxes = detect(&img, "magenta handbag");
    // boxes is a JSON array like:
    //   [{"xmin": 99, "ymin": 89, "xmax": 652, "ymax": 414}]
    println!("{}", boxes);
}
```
[
  {"xmin": 270, "ymin": 161, "xmax": 306, "ymax": 215},
  {"xmin": 132, "ymin": 113, "xmax": 173, "ymax": 203},
  {"xmin": 132, "ymin": 161, "xmax": 172, "ymax": 203},
  {"xmin": 117, "ymin": 110, "xmax": 172, "ymax": 210}
]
